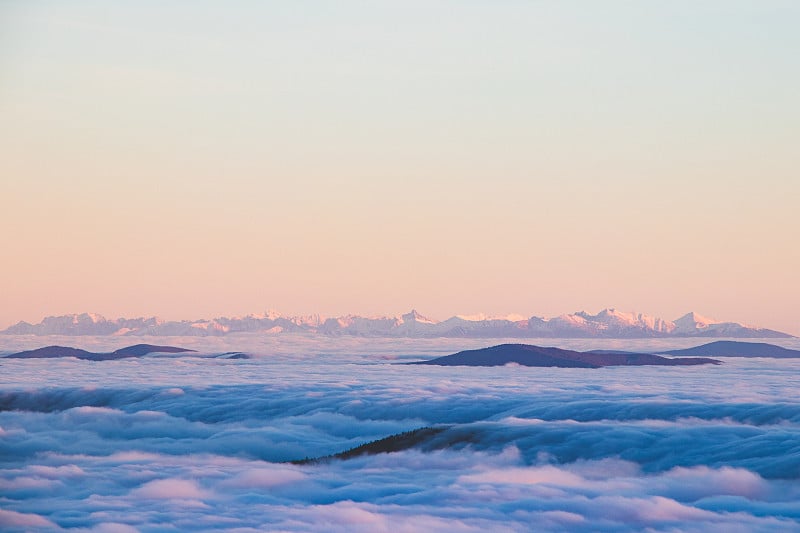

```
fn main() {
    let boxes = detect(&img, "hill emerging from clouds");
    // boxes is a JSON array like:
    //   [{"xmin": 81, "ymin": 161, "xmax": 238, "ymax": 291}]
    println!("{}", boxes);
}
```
[
  {"xmin": 662, "ymin": 341, "xmax": 800, "ymax": 358},
  {"xmin": 1, "ymin": 309, "xmax": 791, "ymax": 338},
  {"xmin": 409, "ymin": 344, "xmax": 721, "ymax": 368},
  {"xmin": 4, "ymin": 344, "xmax": 195, "ymax": 361}
]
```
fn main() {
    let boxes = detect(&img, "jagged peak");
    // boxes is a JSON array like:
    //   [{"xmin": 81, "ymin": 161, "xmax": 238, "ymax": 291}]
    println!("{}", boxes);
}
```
[
  {"xmin": 399, "ymin": 309, "xmax": 436, "ymax": 324},
  {"xmin": 674, "ymin": 312, "xmax": 721, "ymax": 328},
  {"xmin": 2, "ymin": 309, "xmax": 790, "ymax": 338}
]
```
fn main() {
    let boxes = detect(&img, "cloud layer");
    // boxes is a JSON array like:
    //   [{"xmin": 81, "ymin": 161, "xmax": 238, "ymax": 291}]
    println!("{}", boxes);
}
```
[{"xmin": 1, "ymin": 336, "xmax": 799, "ymax": 531}]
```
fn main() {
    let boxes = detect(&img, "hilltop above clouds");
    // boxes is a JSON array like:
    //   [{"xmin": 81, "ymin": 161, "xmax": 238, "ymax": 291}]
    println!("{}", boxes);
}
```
[{"xmin": 1, "ymin": 308, "xmax": 791, "ymax": 338}]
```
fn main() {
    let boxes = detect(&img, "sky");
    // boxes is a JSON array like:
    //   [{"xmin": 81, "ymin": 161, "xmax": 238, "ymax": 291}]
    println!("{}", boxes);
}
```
[{"xmin": 1, "ymin": 1, "xmax": 798, "ymax": 334}]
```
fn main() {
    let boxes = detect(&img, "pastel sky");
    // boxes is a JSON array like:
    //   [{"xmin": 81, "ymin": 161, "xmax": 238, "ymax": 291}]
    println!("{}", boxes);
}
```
[{"xmin": 1, "ymin": 1, "xmax": 798, "ymax": 334}]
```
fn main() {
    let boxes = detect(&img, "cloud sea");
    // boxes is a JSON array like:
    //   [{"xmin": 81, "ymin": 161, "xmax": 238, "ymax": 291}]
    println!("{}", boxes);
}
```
[{"xmin": 2, "ymin": 336, "xmax": 799, "ymax": 532}]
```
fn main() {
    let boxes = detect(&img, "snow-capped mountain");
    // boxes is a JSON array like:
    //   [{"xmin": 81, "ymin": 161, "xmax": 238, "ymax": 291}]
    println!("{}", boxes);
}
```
[
  {"xmin": 1, "ymin": 309, "xmax": 791, "ymax": 338},
  {"xmin": 670, "ymin": 312, "xmax": 783, "ymax": 337}
]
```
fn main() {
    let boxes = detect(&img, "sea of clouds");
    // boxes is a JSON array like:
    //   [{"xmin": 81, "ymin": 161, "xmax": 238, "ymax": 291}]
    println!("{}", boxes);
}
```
[{"xmin": 1, "ymin": 335, "xmax": 799, "ymax": 532}]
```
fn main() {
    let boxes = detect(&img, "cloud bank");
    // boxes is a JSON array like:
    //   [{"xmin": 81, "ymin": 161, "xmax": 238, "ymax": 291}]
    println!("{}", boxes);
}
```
[{"xmin": 1, "ymin": 336, "xmax": 799, "ymax": 531}]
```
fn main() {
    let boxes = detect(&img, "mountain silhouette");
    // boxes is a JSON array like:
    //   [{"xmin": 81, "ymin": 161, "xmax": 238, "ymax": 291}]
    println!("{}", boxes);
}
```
[
  {"xmin": 410, "ymin": 343, "xmax": 720, "ymax": 368},
  {"xmin": 5, "ymin": 344, "xmax": 195, "ymax": 361}
]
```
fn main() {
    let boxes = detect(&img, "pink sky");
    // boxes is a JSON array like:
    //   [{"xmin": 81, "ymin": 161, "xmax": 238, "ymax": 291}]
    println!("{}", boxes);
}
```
[{"xmin": 1, "ymin": 2, "xmax": 798, "ymax": 335}]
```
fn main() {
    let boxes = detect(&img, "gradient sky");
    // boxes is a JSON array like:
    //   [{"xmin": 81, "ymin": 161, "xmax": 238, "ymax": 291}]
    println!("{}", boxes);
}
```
[{"xmin": 1, "ymin": 1, "xmax": 798, "ymax": 334}]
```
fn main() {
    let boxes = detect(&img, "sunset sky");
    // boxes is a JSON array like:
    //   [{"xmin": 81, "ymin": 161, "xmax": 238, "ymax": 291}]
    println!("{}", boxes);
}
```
[{"xmin": 1, "ymin": 1, "xmax": 798, "ymax": 334}]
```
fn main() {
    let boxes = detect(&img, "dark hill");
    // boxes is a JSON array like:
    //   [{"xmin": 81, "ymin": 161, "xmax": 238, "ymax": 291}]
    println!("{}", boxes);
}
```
[
  {"xmin": 111, "ymin": 344, "xmax": 195, "ymax": 356},
  {"xmin": 410, "ymin": 343, "xmax": 720, "ymax": 368},
  {"xmin": 5, "ymin": 344, "xmax": 195, "ymax": 361},
  {"xmin": 3, "ymin": 346, "xmax": 95, "ymax": 359},
  {"xmin": 663, "ymin": 341, "xmax": 800, "ymax": 358}
]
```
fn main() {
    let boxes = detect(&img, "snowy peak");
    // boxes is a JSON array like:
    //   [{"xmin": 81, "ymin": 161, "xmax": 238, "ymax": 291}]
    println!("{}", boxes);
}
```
[
  {"xmin": 400, "ymin": 310, "xmax": 436, "ymax": 325},
  {"xmin": 593, "ymin": 308, "xmax": 676, "ymax": 334},
  {"xmin": 670, "ymin": 311, "xmax": 786, "ymax": 338},
  {"xmin": 2, "ymin": 309, "xmax": 792, "ymax": 338},
  {"xmin": 548, "ymin": 309, "xmax": 674, "ymax": 336},
  {"xmin": 264, "ymin": 310, "xmax": 282, "ymax": 321},
  {"xmin": 73, "ymin": 312, "xmax": 106, "ymax": 324},
  {"xmin": 674, "ymin": 312, "xmax": 721, "ymax": 331},
  {"xmin": 596, "ymin": 308, "xmax": 646, "ymax": 325}
]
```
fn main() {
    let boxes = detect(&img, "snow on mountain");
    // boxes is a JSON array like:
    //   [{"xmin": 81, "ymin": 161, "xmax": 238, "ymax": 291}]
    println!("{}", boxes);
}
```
[
  {"xmin": 582, "ymin": 308, "xmax": 676, "ymax": 335},
  {"xmin": 319, "ymin": 314, "xmax": 401, "ymax": 336},
  {"xmin": 673, "ymin": 312, "xmax": 721, "ymax": 333},
  {"xmin": 261, "ymin": 310, "xmax": 282, "ymax": 321},
  {"xmin": 288, "ymin": 315, "xmax": 323, "ymax": 327},
  {"xmin": 1, "ymin": 309, "xmax": 792, "ymax": 338},
  {"xmin": 455, "ymin": 313, "xmax": 528, "ymax": 323},
  {"xmin": 80, "ymin": 312, "xmax": 105, "ymax": 324},
  {"xmin": 671, "ymin": 312, "xmax": 786, "ymax": 338},
  {"xmin": 398, "ymin": 310, "xmax": 436, "ymax": 325},
  {"xmin": 2, "ymin": 314, "xmax": 156, "ymax": 336},
  {"xmin": 551, "ymin": 313, "xmax": 589, "ymax": 327},
  {"xmin": 190, "ymin": 321, "xmax": 230, "ymax": 334}
]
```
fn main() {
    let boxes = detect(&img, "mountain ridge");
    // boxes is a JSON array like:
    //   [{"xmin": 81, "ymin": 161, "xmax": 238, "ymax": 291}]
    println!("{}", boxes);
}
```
[
  {"xmin": 3, "ymin": 344, "xmax": 195, "ymax": 361},
  {"xmin": 1, "ymin": 309, "xmax": 792, "ymax": 338},
  {"xmin": 408, "ymin": 344, "xmax": 721, "ymax": 368},
  {"xmin": 662, "ymin": 341, "xmax": 800, "ymax": 358}
]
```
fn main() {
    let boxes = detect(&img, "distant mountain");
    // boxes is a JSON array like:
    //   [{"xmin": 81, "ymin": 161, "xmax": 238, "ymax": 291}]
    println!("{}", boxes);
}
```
[
  {"xmin": 4, "ymin": 344, "xmax": 195, "ymax": 361},
  {"xmin": 670, "ymin": 312, "xmax": 788, "ymax": 337},
  {"xmin": 4, "ymin": 346, "xmax": 96, "ymax": 359},
  {"xmin": 409, "ymin": 344, "xmax": 720, "ymax": 368},
  {"xmin": 2, "ymin": 313, "xmax": 164, "ymax": 336},
  {"xmin": 662, "ymin": 341, "xmax": 800, "ymax": 358},
  {"xmin": 1, "ymin": 309, "xmax": 791, "ymax": 338}
]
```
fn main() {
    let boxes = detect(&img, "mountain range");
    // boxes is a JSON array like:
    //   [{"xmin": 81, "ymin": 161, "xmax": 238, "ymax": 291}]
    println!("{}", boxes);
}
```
[{"xmin": 1, "ymin": 309, "xmax": 791, "ymax": 338}]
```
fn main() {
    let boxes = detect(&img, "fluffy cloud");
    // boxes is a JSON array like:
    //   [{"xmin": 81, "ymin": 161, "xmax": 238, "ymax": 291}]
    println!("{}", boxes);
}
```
[
  {"xmin": 131, "ymin": 478, "xmax": 211, "ymax": 500},
  {"xmin": 0, "ymin": 509, "xmax": 56, "ymax": 528},
  {"xmin": 458, "ymin": 465, "xmax": 586, "ymax": 486},
  {"xmin": 223, "ymin": 466, "xmax": 307, "ymax": 489}
]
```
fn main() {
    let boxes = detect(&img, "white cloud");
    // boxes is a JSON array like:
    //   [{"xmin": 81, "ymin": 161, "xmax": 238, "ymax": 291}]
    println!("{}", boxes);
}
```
[
  {"xmin": 458, "ymin": 465, "xmax": 585, "ymax": 486},
  {"xmin": 131, "ymin": 478, "xmax": 211, "ymax": 500},
  {"xmin": 224, "ymin": 467, "xmax": 307, "ymax": 489},
  {"xmin": 0, "ymin": 509, "xmax": 57, "ymax": 528}
]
